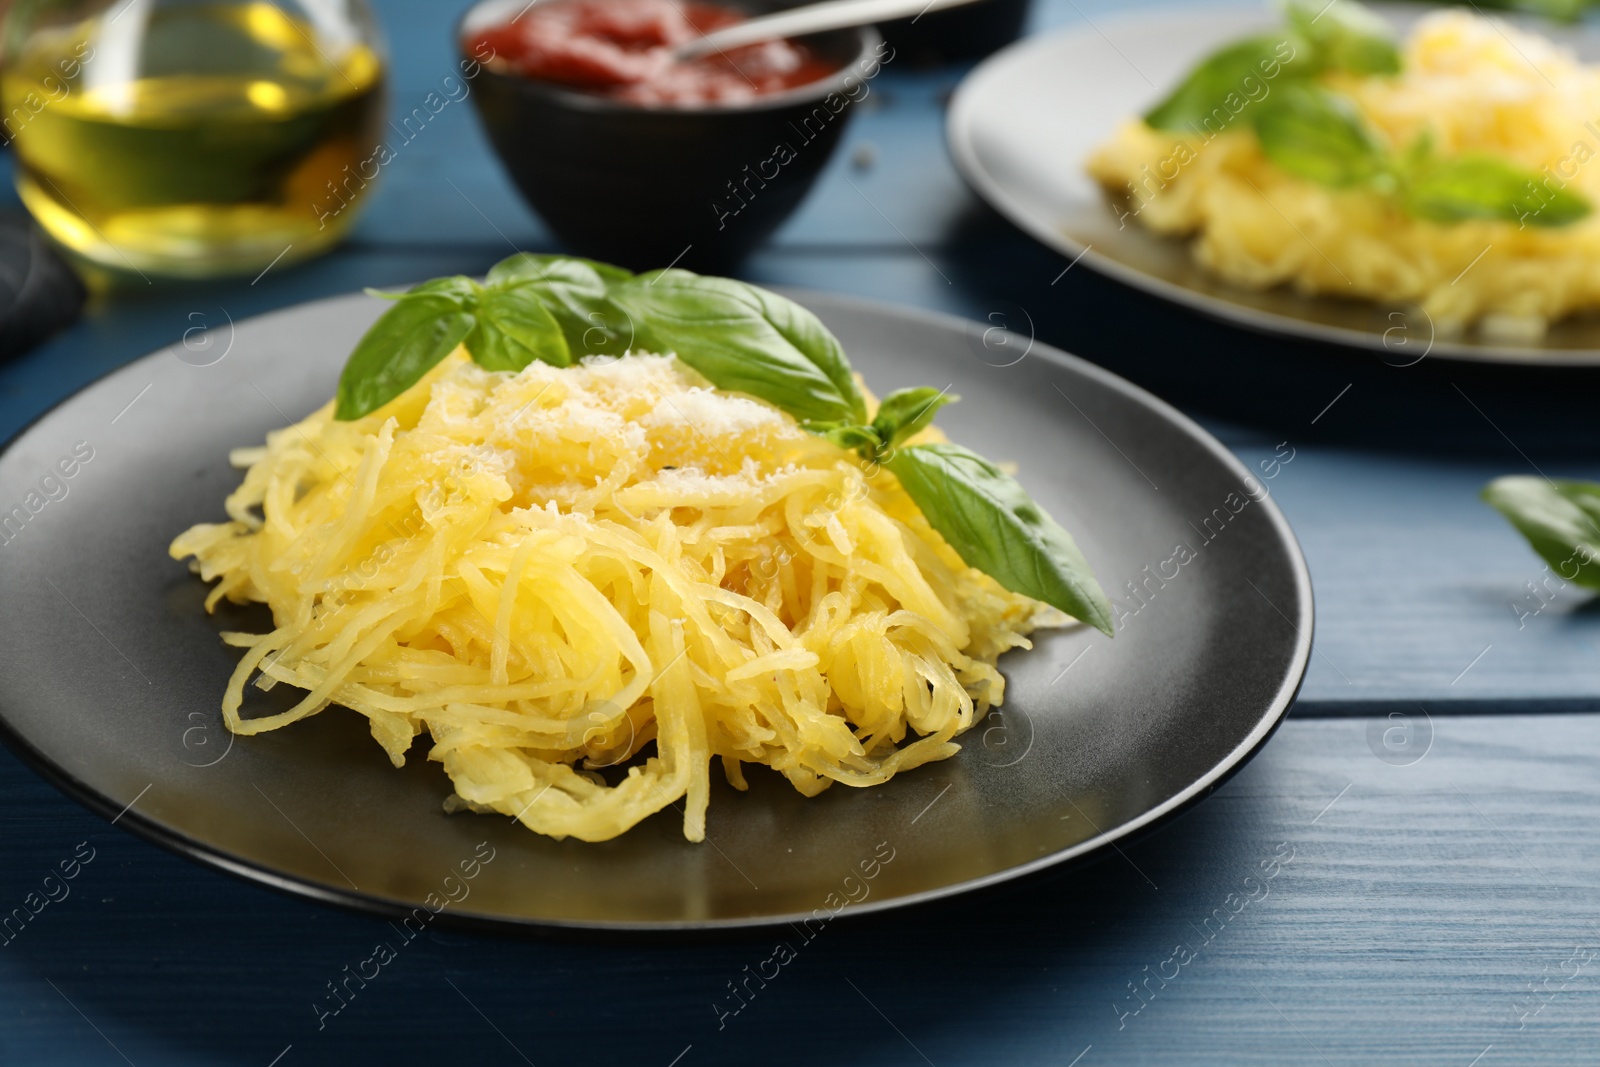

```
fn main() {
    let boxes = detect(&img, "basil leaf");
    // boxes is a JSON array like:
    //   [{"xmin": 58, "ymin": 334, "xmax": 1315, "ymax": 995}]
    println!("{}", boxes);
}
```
[
  {"xmin": 1287, "ymin": 0, "xmax": 1401, "ymax": 75},
  {"xmin": 467, "ymin": 285, "xmax": 571, "ymax": 371},
  {"xmin": 486, "ymin": 254, "xmax": 636, "ymax": 359},
  {"xmin": 821, "ymin": 424, "xmax": 882, "ymax": 452},
  {"xmin": 610, "ymin": 270, "xmax": 867, "ymax": 426},
  {"xmin": 487, "ymin": 252, "xmax": 632, "ymax": 289},
  {"xmin": 1457, "ymin": 0, "xmax": 1588, "ymax": 20},
  {"xmin": 885, "ymin": 444, "xmax": 1113, "ymax": 635},
  {"xmin": 1483, "ymin": 476, "xmax": 1600, "ymax": 590},
  {"xmin": 336, "ymin": 295, "xmax": 476, "ymax": 420},
  {"xmin": 1145, "ymin": 34, "xmax": 1304, "ymax": 133},
  {"xmin": 1403, "ymin": 154, "xmax": 1591, "ymax": 227},
  {"xmin": 1254, "ymin": 82, "xmax": 1386, "ymax": 186},
  {"xmin": 364, "ymin": 277, "xmax": 479, "ymax": 304},
  {"xmin": 872, "ymin": 387, "xmax": 957, "ymax": 450}
]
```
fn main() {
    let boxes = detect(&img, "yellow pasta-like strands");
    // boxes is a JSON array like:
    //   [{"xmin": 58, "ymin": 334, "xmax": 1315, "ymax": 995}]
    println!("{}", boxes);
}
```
[
  {"xmin": 171, "ymin": 350, "xmax": 1057, "ymax": 841},
  {"xmin": 1088, "ymin": 10, "xmax": 1600, "ymax": 339}
]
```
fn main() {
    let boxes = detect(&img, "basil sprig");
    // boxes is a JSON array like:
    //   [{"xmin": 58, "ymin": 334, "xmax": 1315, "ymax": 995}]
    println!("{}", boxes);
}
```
[
  {"xmin": 1411, "ymin": 0, "xmax": 1588, "ymax": 20},
  {"xmin": 334, "ymin": 254, "xmax": 1114, "ymax": 635},
  {"xmin": 335, "ymin": 293, "xmax": 479, "ymax": 421},
  {"xmin": 1285, "ymin": 0, "xmax": 1401, "ymax": 76},
  {"xmin": 1251, "ymin": 88, "xmax": 1592, "ymax": 227},
  {"xmin": 1144, "ymin": 0, "xmax": 1590, "ymax": 229},
  {"xmin": 337, "ymin": 254, "xmax": 633, "ymax": 419},
  {"xmin": 885, "ymin": 444, "xmax": 1114, "ymax": 636},
  {"xmin": 1254, "ymin": 82, "xmax": 1387, "ymax": 187},
  {"xmin": 1144, "ymin": 0, "xmax": 1397, "ymax": 133},
  {"xmin": 610, "ymin": 270, "xmax": 867, "ymax": 426},
  {"xmin": 1404, "ymin": 152, "xmax": 1590, "ymax": 227},
  {"xmin": 486, "ymin": 253, "xmax": 634, "ymax": 358},
  {"xmin": 1484, "ymin": 476, "xmax": 1600, "ymax": 589},
  {"xmin": 1144, "ymin": 34, "xmax": 1305, "ymax": 133}
]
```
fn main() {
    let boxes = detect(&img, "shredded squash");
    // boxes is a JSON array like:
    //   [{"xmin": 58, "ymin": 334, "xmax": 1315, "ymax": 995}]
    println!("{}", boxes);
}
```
[
  {"xmin": 1088, "ymin": 10, "xmax": 1600, "ymax": 339},
  {"xmin": 171, "ymin": 351, "xmax": 1059, "ymax": 842}
]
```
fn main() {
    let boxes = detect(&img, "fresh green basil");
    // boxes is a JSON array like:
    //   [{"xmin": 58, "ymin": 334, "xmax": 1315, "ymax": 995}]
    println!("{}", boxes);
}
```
[
  {"xmin": 820, "ymin": 423, "xmax": 884, "ymax": 453},
  {"xmin": 331, "ymin": 257, "xmax": 1112, "ymax": 639},
  {"xmin": 485, "ymin": 253, "xmax": 635, "ymax": 359},
  {"xmin": 1287, "ymin": 0, "xmax": 1400, "ymax": 75},
  {"xmin": 403, "ymin": 277, "xmax": 479, "ymax": 301},
  {"xmin": 1144, "ymin": 0, "xmax": 1399, "ymax": 135},
  {"xmin": 1254, "ymin": 82, "xmax": 1386, "ymax": 186},
  {"xmin": 467, "ymin": 285, "xmax": 571, "ymax": 371},
  {"xmin": 1483, "ymin": 476, "xmax": 1600, "ymax": 589},
  {"xmin": 871, "ymin": 387, "xmax": 958, "ymax": 450},
  {"xmin": 1402, "ymin": 154, "xmax": 1591, "ymax": 228},
  {"xmin": 336, "ymin": 295, "xmax": 476, "ymax": 420},
  {"xmin": 1146, "ymin": 34, "xmax": 1303, "ymax": 133},
  {"xmin": 609, "ymin": 270, "xmax": 867, "ymax": 427},
  {"xmin": 885, "ymin": 444, "xmax": 1114, "ymax": 635},
  {"xmin": 1412, "ymin": 0, "xmax": 1588, "ymax": 20},
  {"xmin": 486, "ymin": 252, "xmax": 631, "ymax": 289}
]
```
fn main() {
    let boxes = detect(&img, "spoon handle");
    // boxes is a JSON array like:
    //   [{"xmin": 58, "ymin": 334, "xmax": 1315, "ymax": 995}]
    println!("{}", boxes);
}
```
[{"xmin": 675, "ymin": 0, "xmax": 979, "ymax": 60}]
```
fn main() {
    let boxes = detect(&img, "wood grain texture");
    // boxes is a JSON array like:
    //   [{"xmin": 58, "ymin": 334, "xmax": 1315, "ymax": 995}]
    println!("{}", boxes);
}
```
[{"xmin": 1, "ymin": 715, "xmax": 1597, "ymax": 1066}]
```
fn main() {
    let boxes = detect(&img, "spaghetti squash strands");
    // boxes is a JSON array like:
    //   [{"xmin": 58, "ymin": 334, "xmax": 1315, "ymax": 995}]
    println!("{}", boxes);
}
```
[
  {"xmin": 171, "ymin": 351, "xmax": 1062, "ymax": 842},
  {"xmin": 1088, "ymin": 11, "xmax": 1600, "ymax": 338}
]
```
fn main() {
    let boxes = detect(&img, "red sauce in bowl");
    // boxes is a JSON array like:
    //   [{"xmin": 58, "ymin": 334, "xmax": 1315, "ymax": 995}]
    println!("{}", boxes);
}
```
[{"xmin": 467, "ymin": 0, "xmax": 840, "ymax": 106}]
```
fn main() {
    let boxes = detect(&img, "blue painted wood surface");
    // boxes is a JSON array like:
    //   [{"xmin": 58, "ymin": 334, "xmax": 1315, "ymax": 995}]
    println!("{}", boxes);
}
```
[
  {"xmin": 3, "ymin": 0, "xmax": 1600, "ymax": 1061},
  {"xmin": 4, "ymin": 714, "xmax": 1598, "ymax": 1066}
]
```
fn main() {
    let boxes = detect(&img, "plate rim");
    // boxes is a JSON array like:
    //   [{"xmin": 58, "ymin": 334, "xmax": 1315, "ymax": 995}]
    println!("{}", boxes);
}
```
[
  {"xmin": 946, "ymin": 2, "xmax": 1600, "ymax": 368},
  {"xmin": 0, "ymin": 285, "xmax": 1314, "ymax": 933}
]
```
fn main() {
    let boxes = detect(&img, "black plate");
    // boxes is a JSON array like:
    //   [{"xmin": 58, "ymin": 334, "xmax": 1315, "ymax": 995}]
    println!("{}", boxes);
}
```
[
  {"xmin": 948, "ymin": 3, "xmax": 1600, "ymax": 366},
  {"xmin": 0, "ymin": 289, "xmax": 1311, "ymax": 931}
]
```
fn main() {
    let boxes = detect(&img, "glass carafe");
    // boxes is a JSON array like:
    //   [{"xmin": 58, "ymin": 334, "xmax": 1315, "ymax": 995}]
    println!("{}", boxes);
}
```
[{"xmin": 1, "ymin": 0, "xmax": 387, "ymax": 278}]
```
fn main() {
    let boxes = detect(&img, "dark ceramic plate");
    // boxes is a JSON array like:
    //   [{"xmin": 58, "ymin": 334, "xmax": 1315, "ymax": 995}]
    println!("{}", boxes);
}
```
[
  {"xmin": 948, "ymin": 3, "xmax": 1600, "ymax": 366},
  {"xmin": 0, "ymin": 290, "xmax": 1310, "ymax": 932}
]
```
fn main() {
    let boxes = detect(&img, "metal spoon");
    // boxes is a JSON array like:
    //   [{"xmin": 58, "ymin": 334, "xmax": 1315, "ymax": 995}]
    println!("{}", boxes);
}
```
[{"xmin": 673, "ymin": 0, "xmax": 979, "ymax": 61}]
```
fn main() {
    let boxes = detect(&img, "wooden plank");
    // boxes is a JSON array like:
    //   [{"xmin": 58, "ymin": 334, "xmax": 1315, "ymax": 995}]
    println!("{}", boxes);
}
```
[{"xmin": 1, "ymin": 712, "xmax": 1597, "ymax": 1064}]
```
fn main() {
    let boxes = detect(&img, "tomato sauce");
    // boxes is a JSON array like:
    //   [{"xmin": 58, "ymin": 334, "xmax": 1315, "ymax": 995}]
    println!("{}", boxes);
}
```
[{"xmin": 468, "ymin": 0, "xmax": 839, "ymax": 106}]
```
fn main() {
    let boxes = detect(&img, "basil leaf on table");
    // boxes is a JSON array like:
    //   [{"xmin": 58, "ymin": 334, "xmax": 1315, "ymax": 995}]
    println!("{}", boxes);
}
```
[
  {"xmin": 871, "ymin": 387, "xmax": 958, "ymax": 450},
  {"xmin": 1286, "ymin": 0, "xmax": 1401, "ymax": 75},
  {"xmin": 336, "ymin": 295, "xmax": 476, "ymax": 420},
  {"xmin": 1402, "ymin": 154, "xmax": 1591, "ymax": 227},
  {"xmin": 1483, "ymin": 476, "xmax": 1600, "ymax": 589},
  {"xmin": 885, "ymin": 444, "xmax": 1114, "ymax": 635},
  {"xmin": 486, "ymin": 253, "xmax": 636, "ymax": 358},
  {"xmin": 1145, "ymin": 34, "xmax": 1304, "ymax": 132},
  {"xmin": 610, "ymin": 270, "xmax": 868, "ymax": 427},
  {"xmin": 467, "ymin": 285, "xmax": 571, "ymax": 371}
]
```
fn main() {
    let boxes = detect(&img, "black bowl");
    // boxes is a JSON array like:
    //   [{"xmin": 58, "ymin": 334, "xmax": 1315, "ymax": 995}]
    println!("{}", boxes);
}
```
[{"xmin": 459, "ymin": 0, "xmax": 883, "ymax": 272}]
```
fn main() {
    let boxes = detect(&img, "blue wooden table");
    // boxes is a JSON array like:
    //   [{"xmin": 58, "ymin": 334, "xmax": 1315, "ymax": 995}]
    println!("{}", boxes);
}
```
[{"xmin": 6, "ymin": 0, "xmax": 1600, "ymax": 1063}]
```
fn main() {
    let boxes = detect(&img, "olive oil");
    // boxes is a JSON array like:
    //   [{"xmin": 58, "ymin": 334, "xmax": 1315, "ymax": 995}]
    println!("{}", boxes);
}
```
[{"xmin": 3, "ymin": 3, "xmax": 385, "ymax": 277}]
